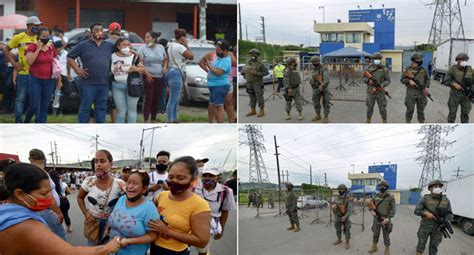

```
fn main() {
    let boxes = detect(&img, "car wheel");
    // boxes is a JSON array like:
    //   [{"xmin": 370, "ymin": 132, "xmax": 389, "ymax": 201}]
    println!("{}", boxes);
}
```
[
  {"xmin": 179, "ymin": 86, "xmax": 191, "ymax": 106},
  {"xmin": 462, "ymin": 219, "xmax": 474, "ymax": 235}
]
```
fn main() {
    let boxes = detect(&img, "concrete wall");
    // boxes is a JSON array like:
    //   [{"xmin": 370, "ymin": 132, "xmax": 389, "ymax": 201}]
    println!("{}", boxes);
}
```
[
  {"xmin": 381, "ymin": 51, "xmax": 403, "ymax": 72},
  {"xmin": 0, "ymin": 0, "xmax": 16, "ymax": 39}
]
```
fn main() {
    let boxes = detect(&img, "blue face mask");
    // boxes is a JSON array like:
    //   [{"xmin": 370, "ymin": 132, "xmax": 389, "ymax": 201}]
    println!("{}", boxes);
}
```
[{"xmin": 31, "ymin": 27, "xmax": 39, "ymax": 34}]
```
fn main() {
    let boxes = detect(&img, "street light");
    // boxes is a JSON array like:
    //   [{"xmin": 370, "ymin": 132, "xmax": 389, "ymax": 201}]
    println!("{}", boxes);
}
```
[
  {"xmin": 318, "ymin": 6, "xmax": 325, "ymax": 23},
  {"xmin": 351, "ymin": 164, "xmax": 355, "ymax": 174}
]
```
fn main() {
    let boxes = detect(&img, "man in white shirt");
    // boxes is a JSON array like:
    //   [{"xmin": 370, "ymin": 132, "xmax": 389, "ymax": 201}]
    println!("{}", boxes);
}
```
[{"xmin": 147, "ymin": 150, "xmax": 170, "ymax": 201}]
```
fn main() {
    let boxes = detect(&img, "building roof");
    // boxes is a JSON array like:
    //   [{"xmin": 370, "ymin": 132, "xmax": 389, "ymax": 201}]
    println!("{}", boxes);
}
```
[
  {"xmin": 314, "ymin": 22, "xmax": 373, "ymax": 34},
  {"xmin": 324, "ymin": 46, "xmax": 373, "ymax": 58},
  {"xmin": 348, "ymin": 172, "xmax": 383, "ymax": 180}
]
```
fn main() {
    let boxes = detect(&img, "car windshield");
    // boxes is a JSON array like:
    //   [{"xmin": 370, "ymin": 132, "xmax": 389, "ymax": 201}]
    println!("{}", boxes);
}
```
[{"xmin": 188, "ymin": 47, "xmax": 215, "ymax": 65}]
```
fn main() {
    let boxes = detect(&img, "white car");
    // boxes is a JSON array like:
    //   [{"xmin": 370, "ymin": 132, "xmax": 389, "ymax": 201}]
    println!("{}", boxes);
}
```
[
  {"xmin": 297, "ymin": 196, "xmax": 329, "ymax": 209},
  {"xmin": 238, "ymin": 63, "xmax": 274, "ymax": 87}
]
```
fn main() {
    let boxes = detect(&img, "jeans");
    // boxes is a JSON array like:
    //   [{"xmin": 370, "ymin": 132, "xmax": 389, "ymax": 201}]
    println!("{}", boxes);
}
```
[
  {"xmin": 78, "ymin": 83, "xmax": 109, "ymax": 123},
  {"xmin": 165, "ymin": 68, "xmax": 182, "ymax": 122},
  {"xmin": 112, "ymin": 81, "xmax": 139, "ymax": 123},
  {"xmin": 14, "ymin": 74, "xmax": 30, "ymax": 123},
  {"xmin": 159, "ymin": 77, "xmax": 168, "ymax": 114},
  {"xmin": 24, "ymin": 75, "xmax": 54, "ymax": 123},
  {"xmin": 1, "ymin": 67, "xmax": 14, "ymax": 112},
  {"xmin": 37, "ymin": 209, "xmax": 67, "ymax": 241}
]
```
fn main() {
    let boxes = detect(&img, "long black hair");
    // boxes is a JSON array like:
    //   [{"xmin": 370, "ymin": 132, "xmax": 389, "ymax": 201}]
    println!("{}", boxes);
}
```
[
  {"xmin": 4, "ymin": 163, "xmax": 49, "ymax": 198},
  {"xmin": 169, "ymin": 156, "xmax": 198, "ymax": 179},
  {"xmin": 49, "ymin": 170, "xmax": 64, "ymax": 198}
]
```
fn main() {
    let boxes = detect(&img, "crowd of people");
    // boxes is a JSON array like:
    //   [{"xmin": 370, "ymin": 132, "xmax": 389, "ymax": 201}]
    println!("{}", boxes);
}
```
[
  {"xmin": 0, "ymin": 148, "xmax": 236, "ymax": 255},
  {"xmin": 0, "ymin": 16, "xmax": 237, "ymax": 123}
]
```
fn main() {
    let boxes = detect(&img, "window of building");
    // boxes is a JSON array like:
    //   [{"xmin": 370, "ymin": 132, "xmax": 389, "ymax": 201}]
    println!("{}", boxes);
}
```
[
  {"xmin": 346, "ymin": 32, "xmax": 361, "ymax": 43},
  {"xmin": 321, "ymin": 33, "xmax": 344, "ymax": 43},
  {"xmin": 16, "ymin": 0, "xmax": 35, "ymax": 11},
  {"xmin": 337, "ymin": 33, "xmax": 344, "ymax": 42}
]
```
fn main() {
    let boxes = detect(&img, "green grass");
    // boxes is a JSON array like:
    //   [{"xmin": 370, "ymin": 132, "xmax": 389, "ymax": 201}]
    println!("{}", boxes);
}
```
[{"xmin": 0, "ymin": 112, "xmax": 209, "ymax": 123}]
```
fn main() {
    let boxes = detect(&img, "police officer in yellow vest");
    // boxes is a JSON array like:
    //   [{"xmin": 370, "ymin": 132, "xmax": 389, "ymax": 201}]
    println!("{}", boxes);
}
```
[{"xmin": 274, "ymin": 62, "xmax": 286, "ymax": 93}]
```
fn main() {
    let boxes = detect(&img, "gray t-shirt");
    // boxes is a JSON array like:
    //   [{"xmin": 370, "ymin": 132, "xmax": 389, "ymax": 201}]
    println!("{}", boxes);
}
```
[{"xmin": 139, "ymin": 44, "xmax": 167, "ymax": 77}]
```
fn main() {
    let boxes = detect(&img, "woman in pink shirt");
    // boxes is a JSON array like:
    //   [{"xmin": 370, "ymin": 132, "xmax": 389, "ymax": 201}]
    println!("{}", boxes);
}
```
[{"xmin": 25, "ymin": 27, "xmax": 62, "ymax": 123}]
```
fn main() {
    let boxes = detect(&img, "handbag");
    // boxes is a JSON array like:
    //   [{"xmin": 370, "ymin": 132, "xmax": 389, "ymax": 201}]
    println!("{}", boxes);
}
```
[
  {"xmin": 83, "ymin": 178, "xmax": 114, "ymax": 244},
  {"xmin": 170, "ymin": 43, "xmax": 187, "ymax": 83},
  {"xmin": 127, "ymin": 54, "xmax": 144, "ymax": 97},
  {"xmin": 51, "ymin": 53, "xmax": 62, "ymax": 79}
]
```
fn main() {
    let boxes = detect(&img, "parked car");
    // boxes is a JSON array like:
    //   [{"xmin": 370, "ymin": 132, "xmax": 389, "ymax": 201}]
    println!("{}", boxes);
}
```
[
  {"xmin": 297, "ymin": 195, "xmax": 329, "ymax": 209},
  {"xmin": 64, "ymin": 28, "xmax": 145, "ymax": 51},
  {"xmin": 238, "ymin": 63, "xmax": 275, "ymax": 87}
]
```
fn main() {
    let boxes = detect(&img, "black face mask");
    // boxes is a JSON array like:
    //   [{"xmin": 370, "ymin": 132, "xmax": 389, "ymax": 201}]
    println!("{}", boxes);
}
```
[
  {"xmin": 126, "ymin": 193, "xmax": 142, "ymax": 202},
  {"xmin": 415, "ymin": 60, "xmax": 423, "ymax": 66},
  {"xmin": 40, "ymin": 38, "xmax": 49, "ymax": 45},
  {"xmin": 313, "ymin": 63, "xmax": 320, "ymax": 68},
  {"xmin": 380, "ymin": 187, "xmax": 387, "ymax": 193},
  {"xmin": 167, "ymin": 180, "xmax": 192, "ymax": 195},
  {"xmin": 216, "ymin": 52, "xmax": 225, "ymax": 58},
  {"xmin": 339, "ymin": 191, "xmax": 345, "ymax": 196},
  {"xmin": 156, "ymin": 163, "xmax": 168, "ymax": 172}
]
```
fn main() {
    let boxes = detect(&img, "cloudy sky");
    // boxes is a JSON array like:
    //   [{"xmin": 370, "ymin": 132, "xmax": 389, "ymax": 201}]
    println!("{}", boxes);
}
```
[
  {"xmin": 239, "ymin": 0, "xmax": 474, "ymax": 46},
  {"xmin": 0, "ymin": 124, "xmax": 237, "ymax": 170},
  {"xmin": 239, "ymin": 124, "xmax": 473, "ymax": 189}
]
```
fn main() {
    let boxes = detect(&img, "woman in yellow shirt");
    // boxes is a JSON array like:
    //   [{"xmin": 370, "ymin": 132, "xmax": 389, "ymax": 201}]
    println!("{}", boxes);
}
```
[{"xmin": 148, "ymin": 156, "xmax": 211, "ymax": 255}]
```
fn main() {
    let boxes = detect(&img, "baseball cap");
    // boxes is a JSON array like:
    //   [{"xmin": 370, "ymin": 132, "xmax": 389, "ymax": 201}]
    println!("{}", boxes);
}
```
[
  {"xmin": 108, "ymin": 22, "xmax": 122, "ymax": 32},
  {"xmin": 29, "ymin": 149, "xmax": 46, "ymax": 161},
  {"xmin": 202, "ymin": 166, "xmax": 223, "ymax": 176},
  {"xmin": 216, "ymin": 39, "xmax": 230, "ymax": 51},
  {"xmin": 196, "ymin": 158, "xmax": 209, "ymax": 163},
  {"xmin": 122, "ymin": 166, "xmax": 132, "ymax": 172},
  {"xmin": 26, "ymin": 16, "xmax": 43, "ymax": 25}
]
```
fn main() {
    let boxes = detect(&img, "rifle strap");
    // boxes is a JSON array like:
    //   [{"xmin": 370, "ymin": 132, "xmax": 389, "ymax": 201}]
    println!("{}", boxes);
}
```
[
  {"xmin": 375, "ymin": 196, "xmax": 387, "ymax": 211},
  {"xmin": 461, "ymin": 67, "xmax": 468, "ymax": 87}
]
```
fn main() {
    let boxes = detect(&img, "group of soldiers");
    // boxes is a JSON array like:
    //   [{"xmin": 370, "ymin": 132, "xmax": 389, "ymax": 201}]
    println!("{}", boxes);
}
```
[
  {"xmin": 283, "ymin": 180, "xmax": 452, "ymax": 255},
  {"xmin": 242, "ymin": 48, "xmax": 473, "ymax": 123},
  {"xmin": 247, "ymin": 191, "xmax": 275, "ymax": 209}
]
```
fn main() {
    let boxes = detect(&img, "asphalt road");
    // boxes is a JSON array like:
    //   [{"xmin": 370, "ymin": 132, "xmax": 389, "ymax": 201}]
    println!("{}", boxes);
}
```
[
  {"xmin": 239, "ymin": 73, "xmax": 474, "ymax": 123},
  {"xmin": 63, "ymin": 189, "xmax": 237, "ymax": 255},
  {"xmin": 239, "ymin": 204, "xmax": 473, "ymax": 255}
]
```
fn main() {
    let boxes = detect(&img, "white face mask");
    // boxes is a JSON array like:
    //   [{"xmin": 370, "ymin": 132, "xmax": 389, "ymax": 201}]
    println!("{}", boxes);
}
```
[
  {"xmin": 198, "ymin": 167, "xmax": 204, "ymax": 173},
  {"xmin": 374, "ymin": 59, "xmax": 381, "ymax": 65},
  {"xmin": 460, "ymin": 61, "xmax": 468, "ymax": 67},
  {"xmin": 432, "ymin": 187, "xmax": 442, "ymax": 195},
  {"xmin": 120, "ymin": 47, "xmax": 130, "ymax": 55},
  {"xmin": 147, "ymin": 41, "xmax": 154, "ymax": 47}
]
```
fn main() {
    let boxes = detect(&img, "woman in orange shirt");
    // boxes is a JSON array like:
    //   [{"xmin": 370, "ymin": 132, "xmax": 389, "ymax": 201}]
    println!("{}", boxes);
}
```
[{"xmin": 148, "ymin": 156, "xmax": 211, "ymax": 255}]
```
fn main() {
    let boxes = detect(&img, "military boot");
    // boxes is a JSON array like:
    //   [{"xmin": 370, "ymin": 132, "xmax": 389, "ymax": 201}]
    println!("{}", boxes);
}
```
[
  {"xmin": 246, "ymin": 107, "xmax": 256, "ymax": 117},
  {"xmin": 285, "ymin": 111, "xmax": 291, "ymax": 120},
  {"xmin": 406, "ymin": 119, "xmax": 411, "ymax": 123},
  {"xmin": 297, "ymin": 111, "xmax": 303, "ymax": 121},
  {"xmin": 384, "ymin": 245, "xmax": 390, "ymax": 255},
  {"xmin": 286, "ymin": 224, "xmax": 295, "ymax": 231},
  {"xmin": 312, "ymin": 113, "xmax": 321, "ymax": 122},
  {"xmin": 382, "ymin": 118, "xmax": 387, "ymax": 123},
  {"xmin": 368, "ymin": 243, "xmax": 378, "ymax": 253},
  {"xmin": 366, "ymin": 117, "xmax": 372, "ymax": 123},
  {"xmin": 323, "ymin": 113, "xmax": 329, "ymax": 123},
  {"xmin": 418, "ymin": 120, "xmax": 425, "ymax": 123},
  {"xmin": 333, "ymin": 238, "xmax": 342, "ymax": 245},
  {"xmin": 294, "ymin": 224, "xmax": 301, "ymax": 232},
  {"xmin": 257, "ymin": 107, "xmax": 265, "ymax": 117},
  {"xmin": 345, "ymin": 240, "xmax": 350, "ymax": 249}
]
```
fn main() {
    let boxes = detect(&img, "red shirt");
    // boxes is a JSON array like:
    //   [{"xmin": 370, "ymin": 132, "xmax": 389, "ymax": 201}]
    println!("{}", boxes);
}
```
[{"xmin": 26, "ymin": 44, "xmax": 58, "ymax": 79}]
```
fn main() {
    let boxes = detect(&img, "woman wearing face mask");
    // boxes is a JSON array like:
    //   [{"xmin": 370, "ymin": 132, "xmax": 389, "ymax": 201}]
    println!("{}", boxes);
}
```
[
  {"xmin": 0, "ymin": 163, "xmax": 121, "ymax": 254},
  {"xmin": 25, "ymin": 27, "xmax": 62, "ymax": 123},
  {"xmin": 139, "ymin": 31, "xmax": 168, "ymax": 123},
  {"xmin": 148, "ymin": 156, "xmax": 211, "ymax": 255},
  {"xmin": 111, "ymin": 38, "xmax": 147, "ymax": 123},
  {"xmin": 108, "ymin": 170, "xmax": 159, "ymax": 254},
  {"xmin": 77, "ymin": 150, "xmax": 125, "ymax": 246},
  {"xmin": 166, "ymin": 29, "xmax": 194, "ymax": 123}
]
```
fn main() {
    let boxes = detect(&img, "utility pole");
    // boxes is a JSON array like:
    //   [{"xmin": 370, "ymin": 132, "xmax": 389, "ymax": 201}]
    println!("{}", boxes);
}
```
[
  {"xmin": 274, "ymin": 135, "xmax": 282, "ymax": 216},
  {"xmin": 324, "ymin": 172, "xmax": 328, "ymax": 187},
  {"xmin": 318, "ymin": 6, "xmax": 325, "ymax": 23},
  {"xmin": 246, "ymin": 24, "xmax": 248, "ymax": 40},
  {"xmin": 139, "ymin": 126, "xmax": 165, "ymax": 168},
  {"xmin": 260, "ymin": 16, "xmax": 266, "ymax": 44},
  {"xmin": 50, "ymin": 141, "xmax": 56, "ymax": 170},
  {"xmin": 452, "ymin": 167, "xmax": 464, "ymax": 178},
  {"xmin": 222, "ymin": 149, "xmax": 232, "ymax": 167},
  {"xmin": 199, "ymin": 0, "xmax": 207, "ymax": 40},
  {"xmin": 413, "ymin": 40, "xmax": 419, "ymax": 50},
  {"xmin": 238, "ymin": 3, "xmax": 242, "ymax": 40},
  {"xmin": 310, "ymin": 165, "xmax": 312, "ymax": 185},
  {"xmin": 54, "ymin": 141, "xmax": 59, "ymax": 166},
  {"xmin": 286, "ymin": 170, "xmax": 289, "ymax": 183}
]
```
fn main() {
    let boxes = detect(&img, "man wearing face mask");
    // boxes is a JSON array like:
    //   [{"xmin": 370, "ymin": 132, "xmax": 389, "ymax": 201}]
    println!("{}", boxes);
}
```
[
  {"xmin": 332, "ymin": 184, "xmax": 352, "ymax": 249},
  {"xmin": 147, "ymin": 151, "xmax": 170, "ymax": 201},
  {"xmin": 194, "ymin": 167, "xmax": 235, "ymax": 255},
  {"xmin": 309, "ymin": 56, "xmax": 331, "ymax": 123},
  {"xmin": 283, "ymin": 57, "xmax": 304, "ymax": 120},
  {"xmin": 362, "ymin": 53, "xmax": 391, "ymax": 123},
  {"xmin": 445, "ymin": 53, "xmax": 472, "ymax": 123},
  {"xmin": 4, "ymin": 16, "xmax": 42, "ymax": 123},
  {"xmin": 285, "ymin": 183, "xmax": 300, "ymax": 232},
  {"xmin": 242, "ymin": 48, "xmax": 269, "ymax": 117},
  {"xmin": 401, "ymin": 53, "xmax": 431, "ymax": 123},
  {"xmin": 368, "ymin": 181, "xmax": 396, "ymax": 255},
  {"xmin": 414, "ymin": 180, "xmax": 453, "ymax": 255},
  {"xmin": 28, "ymin": 149, "xmax": 67, "ymax": 241},
  {"xmin": 68, "ymin": 23, "xmax": 115, "ymax": 123}
]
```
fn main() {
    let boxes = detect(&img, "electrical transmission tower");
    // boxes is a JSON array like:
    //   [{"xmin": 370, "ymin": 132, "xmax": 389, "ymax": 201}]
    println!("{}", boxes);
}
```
[
  {"xmin": 416, "ymin": 125, "xmax": 457, "ymax": 188},
  {"xmin": 240, "ymin": 125, "xmax": 270, "ymax": 189},
  {"xmin": 427, "ymin": 0, "xmax": 465, "ymax": 45}
]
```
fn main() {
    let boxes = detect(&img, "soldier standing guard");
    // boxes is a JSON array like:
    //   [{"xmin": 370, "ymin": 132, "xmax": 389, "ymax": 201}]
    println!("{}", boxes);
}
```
[
  {"xmin": 362, "ymin": 52, "xmax": 391, "ymax": 123},
  {"xmin": 332, "ymin": 184, "xmax": 352, "ymax": 249},
  {"xmin": 242, "ymin": 49, "xmax": 269, "ymax": 118},
  {"xmin": 445, "ymin": 53, "xmax": 472, "ymax": 123},
  {"xmin": 309, "ymin": 56, "xmax": 331, "ymax": 123},
  {"xmin": 283, "ymin": 57, "xmax": 304, "ymax": 121},
  {"xmin": 285, "ymin": 183, "xmax": 300, "ymax": 232}
]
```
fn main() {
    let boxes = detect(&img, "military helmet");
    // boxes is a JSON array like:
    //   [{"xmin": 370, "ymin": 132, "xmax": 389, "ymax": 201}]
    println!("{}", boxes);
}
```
[
  {"xmin": 286, "ymin": 182, "xmax": 294, "ymax": 187},
  {"xmin": 286, "ymin": 57, "xmax": 297, "ymax": 65},
  {"xmin": 410, "ymin": 52, "xmax": 423, "ymax": 61},
  {"xmin": 455, "ymin": 52, "xmax": 469, "ymax": 61},
  {"xmin": 428, "ymin": 180, "xmax": 444, "ymax": 189},
  {"xmin": 337, "ymin": 184, "xmax": 347, "ymax": 190},
  {"xmin": 378, "ymin": 180, "xmax": 389, "ymax": 188},
  {"xmin": 373, "ymin": 52, "xmax": 383, "ymax": 59},
  {"xmin": 249, "ymin": 48, "xmax": 260, "ymax": 56},
  {"xmin": 310, "ymin": 56, "xmax": 321, "ymax": 64}
]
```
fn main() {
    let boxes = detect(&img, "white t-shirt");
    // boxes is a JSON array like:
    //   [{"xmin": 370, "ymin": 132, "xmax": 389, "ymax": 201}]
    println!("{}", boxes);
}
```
[
  {"xmin": 48, "ymin": 175, "xmax": 61, "ymax": 207},
  {"xmin": 58, "ymin": 49, "xmax": 68, "ymax": 76},
  {"xmin": 60, "ymin": 181, "xmax": 68, "ymax": 197},
  {"xmin": 167, "ymin": 42, "xmax": 187, "ymax": 70},
  {"xmin": 81, "ymin": 176, "xmax": 125, "ymax": 219},
  {"xmin": 147, "ymin": 171, "xmax": 168, "ymax": 201},
  {"xmin": 111, "ymin": 53, "xmax": 135, "ymax": 83}
]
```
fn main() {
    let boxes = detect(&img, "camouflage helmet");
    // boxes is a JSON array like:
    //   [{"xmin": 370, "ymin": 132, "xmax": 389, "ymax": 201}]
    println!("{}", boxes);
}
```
[
  {"xmin": 373, "ymin": 52, "xmax": 383, "ymax": 59},
  {"xmin": 378, "ymin": 180, "xmax": 389, "ymax": 188},
  {"xmin": 455, "ymin": 53, "xmax": 469, "ymax": 61},
  {"xmin": 310, "ymin": 56, "xmax": 321, "ymax": 64},
  {"xmin": 286, "ymin": 57, "xmax": 297, "ymax": 65},
  {"xmin": 286, "ymin": 182, "xmax": 294, "ymax": 187},
  {"xmin": 337, "ymin": 184, "xmax": 347, "ymax": 190},
  {"xmin": 428, "ymin": 180, "xmax": 444, "ymax": 189},
  {"xmin": 410, "ymin": 52, "xmax": 423, "ymax": 61},
  {"xmin": 249, "ymin": 48, "xmax": 260, "ymax": 56}
]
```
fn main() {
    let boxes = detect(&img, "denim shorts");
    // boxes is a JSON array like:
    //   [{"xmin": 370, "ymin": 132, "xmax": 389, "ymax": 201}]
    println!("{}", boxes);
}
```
[{"xmin": 208, "ymin": 85, "xmax": 229, "ymax": 106}]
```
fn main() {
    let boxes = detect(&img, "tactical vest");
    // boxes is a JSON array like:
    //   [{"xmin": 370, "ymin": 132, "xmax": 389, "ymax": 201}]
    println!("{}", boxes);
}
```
[
  {"xmin": 423, "ymin": 194, "xmax": 450, "ymax": 220},
  {"xmin": 245, "ymin": 60, "xmax": 264, "ymax": 83},
  {"xmin": 373, "ymin": 192, "xmax": 393, "ymax": 217},
  {"xmin": 404, "ymin": 66, "xmax": 428, "ymax": 89},
  {"xmin": 285, "ymin": 191, "xmax": 296, "ymax": 208},
  {"xmin": 366, "ymin": 64, "xmax": 387, "ymax": 86},
  {"xmin": 285, "ymin": 69, "xmax": 301, "ymax": 88},
  {"xmin": 335, "ymin": 195, "xmax": 349, "ymax": 216},
  {"xmin": 310, "ymin": 66, "xmax": 324, "ymax": 87},
  {"xmin": 449, "ymin": 65, "xmax": 473, "ymax": 92}
]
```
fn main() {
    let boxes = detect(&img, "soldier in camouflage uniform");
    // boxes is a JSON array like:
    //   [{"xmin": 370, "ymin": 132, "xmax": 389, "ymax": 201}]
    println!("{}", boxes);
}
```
[
  {"xmin": 414, "ymin": 180, "xmax": 453, "ymax": 255},
  {"xmin": 268, "ymin": 193, "xmax": 275, "ymax": 209},
  {"xmin": 257, "ymin": 192, "xmax": 263, "ymax": 208},
  {"xmin": 400, "ymin": 53, "xmax": 431, "ymax": 123},
  {"xmin": 283, "ymin": 57, "xmax": 304, "ymax": 120},
  {"xmin": 362, "ymin": 53, "xmax": 391, "ymax": 123},
  {"xmin": 285, "ymin": 183, "xmax": 300, "ymax": 232},
  {"xmin": 332, "ymin": 184, "xmax": 352, "ymax": 249},
  {"xmin": 368, "ymin": 181, "xmax": 396, "ymax": 255},
  {"xmin": 242, "ymin": 49, "xmax": 269, "ymax": 118},
  {"xmin": 309, "ymin": 56, "xmax": 331, "ymax": 123},
  {"xmin": 445, "ymin": 53, "xmax": 472, "ymax": 123},
  {"xmin": 247, "ymin": 192, "xmax": 254, "ymax": 207}
]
